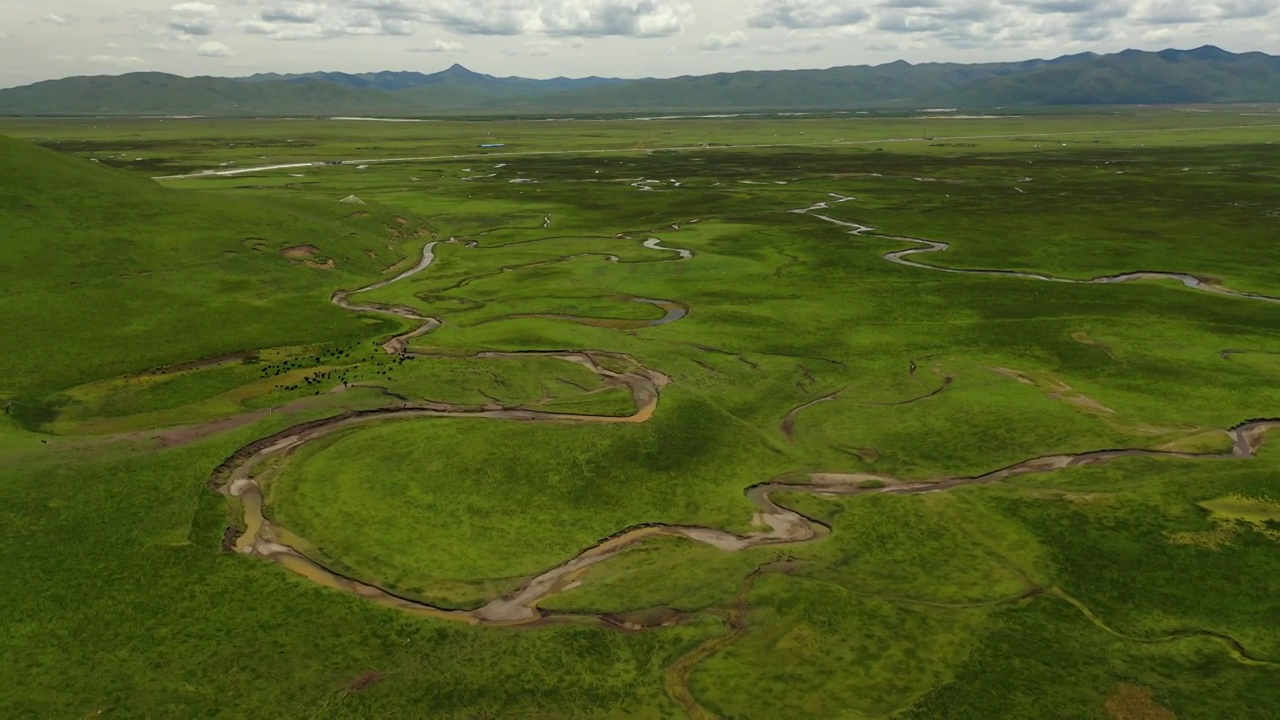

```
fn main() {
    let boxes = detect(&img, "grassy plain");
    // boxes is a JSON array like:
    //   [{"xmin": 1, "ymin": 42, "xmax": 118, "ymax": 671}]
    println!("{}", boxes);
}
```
[{"xmin": 2, "ymin": 107, "xmax": 1279, "ymax": 718}]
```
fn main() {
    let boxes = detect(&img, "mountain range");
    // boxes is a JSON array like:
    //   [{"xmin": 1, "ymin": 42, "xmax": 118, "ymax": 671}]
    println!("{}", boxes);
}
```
[{"xmin": 2, "ymin": 47, "xmax": 1278, "ymax": 117}]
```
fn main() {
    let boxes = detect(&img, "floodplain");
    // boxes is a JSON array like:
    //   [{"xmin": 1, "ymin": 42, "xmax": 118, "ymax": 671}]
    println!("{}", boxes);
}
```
[{"xmin": 1, "ymin": 107, "xmax": 1278, "ymax": 718}]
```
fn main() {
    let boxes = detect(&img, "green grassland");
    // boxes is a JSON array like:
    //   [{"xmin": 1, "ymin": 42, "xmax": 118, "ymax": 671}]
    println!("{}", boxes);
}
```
[
  {"xmin": 2, "ymin": 109, "xmax": 1279, "ymax": 718},
  {"xmin": 2, "ymin": 105, "xmax": 1277, "ymax": 175}
]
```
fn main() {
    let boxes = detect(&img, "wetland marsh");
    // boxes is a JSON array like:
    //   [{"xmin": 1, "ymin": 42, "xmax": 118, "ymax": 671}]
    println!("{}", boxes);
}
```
[{"xmin": 2, "ymin": 109, "xmax": 1278, "ymax": 718}]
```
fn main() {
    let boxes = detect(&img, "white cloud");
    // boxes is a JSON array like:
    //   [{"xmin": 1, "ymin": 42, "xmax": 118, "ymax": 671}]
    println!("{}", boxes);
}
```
[
  {"xmin": 87, "ymin": 54, "xmax": 147, "ymax": 66},
  {"xmin": 758, "ymin": 39, "xmax": 826, "ymax": 54},
  {"xmin": 0, "ymin": 30, "xmax": 10, "ymax": 41},
  {"xmin": 1136, "ymin": 0, "xmax": 1277, "ymax": 24},
  {"xmin": 123, "ymin": 2, "xmax": 222, "ymax": 41},
  {"xmin": 425, "ymin": 0, "xmax": 693, "ymax": 38},
  {"xmin": 1139, "ymin": 0, "xmax": 1206, "ymax": 24},
  {"xmin": 868, "ymin": 0, "xmax": 1128, "ymax": 47},
  {"xmin": 748, "ymin": 0, "xmax": 870, "ymax": 29},
  {"xmin": 408, "ymin": 38, "xmax": 464, "ymax": 51},
  {"xmin": 540, "ymin": 0, "xmax": 692, "ymax": 36},
  {"xmin": 42, "ymin": 14, "xmax": 77, "ymax": 26},
  {"xmin": 352, "ymin": 0, "xmax": 422, "ymax": 20},
  {"xmin": 699, "ymin": 30, "xmax": 747, "ymax": 50},
  {"xmin": 504, "ymin": 42, "xmax": 553, "ymax": 56},
  {"xmin": 240, "ymin": 0, "xmax": 692, "ymax": 41},
  {"xmin": 244, "ymin": 1, "xmax": 420, "ymax": 39},
  {"xmin": 172, "ymin": 2, "xmax": 219, "ymax": 14},
  {"xmin": 4, "ymin": 0, "xmax": 1280, "ymax": 86},
  {"xmin": 1141, "ymin": 26, "xmax": 1178, "ymax": 43},
  {"xmin": 197, "ymin": 40, "xmax": 234, "ymax": 56},
  {"xmin": 501, "ymin": 37, "xmax": 587, "ymax": 55},
  {"xmin": 1215, "ymin": 0, "xmax": 1275, "ymax": 20},
  {"xmin": 260, "ymin": 3, "xmax": 325, "ymax": 23},
  {"xmin": 169, "ymin": 2, "xmax": 221, "ymax": 36}
]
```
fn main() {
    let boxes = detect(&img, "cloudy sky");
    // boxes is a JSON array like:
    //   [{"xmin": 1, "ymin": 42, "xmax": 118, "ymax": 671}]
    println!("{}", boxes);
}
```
[{"xmin": 1, "ymin": 0, "xmax": 1278, "ymax": 87}]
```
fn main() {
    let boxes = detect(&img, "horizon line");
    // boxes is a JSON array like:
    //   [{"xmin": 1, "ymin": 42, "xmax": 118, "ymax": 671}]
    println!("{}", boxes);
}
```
[{"xmin": 3, "ymin": 44, "xmax": 1264, "ymax": 89}]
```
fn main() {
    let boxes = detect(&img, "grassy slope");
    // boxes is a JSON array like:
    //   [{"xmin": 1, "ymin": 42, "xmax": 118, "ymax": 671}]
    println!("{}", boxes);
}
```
[
  {"xmin": 263, "ymin": 137, "xmax": 1280, "ymax": 582},
  {"xmin": 266, "ymin": 125, "xmax": 1280, "ymax": 716},
  {"xmin": 955, "ymin": 48, "xmax": 1280, "ymax": 105},
  {"xmin": 0, "ymin": 134, "xmax": 707, "ymax": 718},
  {"xmin": 0, "ymin": 135, "xmax": 404, "ymax": 415},
  {"xmin": 3, "ymin": 110, "xmax": 1275, "ymax": 178},
  {"xmin": 0, "ymin": 424, "xmax": 706, "ymax": 718},
  {"xmin": 2, "ymin": 117, "xmax": 1279, "ymax": 717},
  {"xmin": 0, "ymin": 73, "xmax": 412, "ymax": 117}
]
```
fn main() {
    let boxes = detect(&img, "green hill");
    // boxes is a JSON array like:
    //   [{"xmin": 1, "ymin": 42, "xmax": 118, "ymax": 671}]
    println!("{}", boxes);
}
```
[
  {"xmin": 535, "ymin": 47, "xmax": 1280, "ymax": 110},
  {"xmin": 950, "ymin": 47, "xmax": 1280, "ymax": 105},
  {"xmin": 0, "ymin": 72, "xmax": 411, "ymax": 116},
  {"xmin": 512, "ymin": 60, "xmax": 1027, "ymax": 111},
  {"xmin": 248, "ymin": 64, "xmax": 626, "ymax": 96},
  {"xmin": 0, "ymin": 136, "xmax": 403, "ymax": 417},
  {"xmin": 2, "ymin": 47, "xmax": 1279, "ymax": 116}
]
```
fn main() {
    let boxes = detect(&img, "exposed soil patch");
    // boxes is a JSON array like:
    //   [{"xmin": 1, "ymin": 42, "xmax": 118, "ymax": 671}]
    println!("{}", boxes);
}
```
[
  {"xmin": 987, "ymin": 366, "xmax": 1115, "ymax": 415},
  {"xmin": 1063, "ymin": 393, "xmax": 1115, "ymax": 414},
  {"xmin": 988, "ymin": 366, "xmax": 1037, "ymax": 385},
  {"xmin": 1168, "ymin": 526, "xmax": 1238, "ymax": 550},
  {"xmin": 280, "ymin": 245, "xmax": 321, "ymax": 260},
  {"xmin": 346, "ymin": 672, "xmax": 383, "ymax": 693},
  {"xmin": 152, "ymin": 412, "xmax": 269, "ymax": 447},
  {"xmin": 1104, "ymin": 683, "xmax": 1176, "ymax": 720},
  {"xmin": 207, "ymin": 197, "xmax": 1280, "ymax": 658}
]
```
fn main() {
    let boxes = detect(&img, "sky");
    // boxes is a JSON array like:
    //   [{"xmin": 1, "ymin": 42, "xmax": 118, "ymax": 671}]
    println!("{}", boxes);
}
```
[{"xmin": 1, "ymin": 0, "xmax": 1278, "ymax": 87}]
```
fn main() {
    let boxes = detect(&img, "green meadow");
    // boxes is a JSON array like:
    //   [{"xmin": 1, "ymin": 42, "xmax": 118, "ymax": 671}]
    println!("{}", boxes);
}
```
[{"xmin": 1, "ymin": 107, "xmax": 1278, "ymax": 718}]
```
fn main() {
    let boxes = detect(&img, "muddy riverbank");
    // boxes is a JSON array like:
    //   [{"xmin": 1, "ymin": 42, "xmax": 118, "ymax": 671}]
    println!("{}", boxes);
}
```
[
  {"xmin": 790, "ymin": 194, "xmax": 1280, "ymax": 303},
  {"xmin": 214, "ymin": 202, "xmax": 1280, "ymax": 632}
]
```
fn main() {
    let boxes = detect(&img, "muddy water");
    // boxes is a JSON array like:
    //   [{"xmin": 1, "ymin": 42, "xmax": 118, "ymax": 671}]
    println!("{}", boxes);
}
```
[
  {"xmin": 222, "ymin": 377, "xmax": 1280, "ymax": 627},
  {"xmin": 631, "ymin": 297, "xmax": 689, "ymax": 326},
  {"xmin": 217, "ymin": 206, "xmax": 1280, "ymax": 630},
  {"xmin": 790, "ymin": 199, "xmax": 1280, "ymax": 303},
  {"xmin": 332, "ymin": 242, "xmax": 443, "ymax": 353},
  {"xmin": 218, "ymin": 235, "xmax": 688, "ymax": 625},
  {"xmin": 781, "ymin": 389, "xmax": 844, "ymax": 440},
  {"xmin": 505, "ymin": 297, "xmax": 688, "ymax": 330},
  {"xmin": 643, "ymin": 238, "xmax": 694, "ymax": 260}
]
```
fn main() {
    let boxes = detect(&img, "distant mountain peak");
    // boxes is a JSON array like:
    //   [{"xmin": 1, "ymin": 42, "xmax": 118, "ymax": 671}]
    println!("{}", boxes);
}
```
[
  {"xmin": 1155, "ymin": 45, "xmax": 1234, "ymax": 63},
  {"xmin": 1048, "ymin": 51, "xmax": 1099, "ymax": 65},
  {"xmin": 6, "ymin": 46, "xmax": 1280, "ymax": 116},
  {"xmin": 1184, "ymin": 44, "xmax": 1230, "ymax": 59}
]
